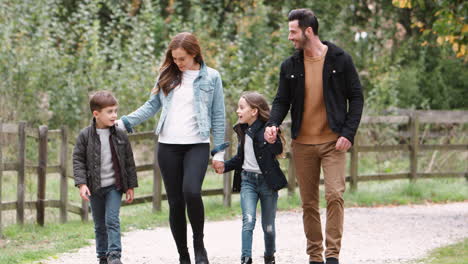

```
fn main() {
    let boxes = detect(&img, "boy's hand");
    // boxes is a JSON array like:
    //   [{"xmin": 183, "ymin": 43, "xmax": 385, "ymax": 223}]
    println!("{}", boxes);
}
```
[
  {"xmin": 79, "ymin": 184, "xmax": 91, "ymax": 201},
  {"xmin": 125, "ymin": 188, "xmax": 134, "ymax": 204},
  {"xmin": 212, "ymin": 160, "xmax": 225, "ymax": 174}
]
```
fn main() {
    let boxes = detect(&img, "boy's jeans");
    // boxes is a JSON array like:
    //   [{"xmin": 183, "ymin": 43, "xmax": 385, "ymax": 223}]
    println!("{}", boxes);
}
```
[
  {"xmin": 90, "ymin": 185, "xmax": 123, "ymax": 259},
  {"xmin": 240, "ymin": 171, "xmax": 278, "ymax": 258}
]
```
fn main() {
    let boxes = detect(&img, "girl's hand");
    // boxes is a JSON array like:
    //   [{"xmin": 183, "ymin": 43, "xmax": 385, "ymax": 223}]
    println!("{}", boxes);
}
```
[
  {"xmin": 212, "ymin": 160, "xmax": 225, "ymax": 174},
  {"xmin": 264, "ymin": 126, "xmax": 278, "ymax": 144},
  {"xmin": 79, "ymin": 184, "xmax": 91, "ymax": 201},
  {"xmin": 126, "ymin": 188, "xmax": 134, "ymax": 203},
  {"xmin": 335, "ymin": 136, "xmax": 352, "ymax": 151}
]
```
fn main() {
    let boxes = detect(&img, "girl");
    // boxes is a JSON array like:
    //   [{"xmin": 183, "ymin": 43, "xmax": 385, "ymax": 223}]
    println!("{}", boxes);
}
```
[
  {"xmin": 216, "ymin": 92, "xmax": 287, "ymax": 264},
  {"xmin": 117, "ymin": 32, "xmax": 226, "ymax": 264}
]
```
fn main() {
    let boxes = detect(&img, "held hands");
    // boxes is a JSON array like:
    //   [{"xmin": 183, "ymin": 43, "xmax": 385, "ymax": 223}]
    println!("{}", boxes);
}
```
[
  {"xmin": 264, "ymin": 126, "xmax": 279, "ymax": 144},
  {"xmin": 125, "ymin": 188, "xmax": 134, "ymax": 204},
  {"xmin": 79, "ymin": 184, "xmax": 91, "ymax": 202},
  {"xmin": 212, "ymin": 160, "xmax": 225, "ymax": 174},
  {"xmin": 336, "ymin": 136, "xmax": 352, "ymax": 151}
]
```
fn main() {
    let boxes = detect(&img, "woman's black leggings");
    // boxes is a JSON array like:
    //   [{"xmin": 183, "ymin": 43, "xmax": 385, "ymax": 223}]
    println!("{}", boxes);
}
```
[{"xmin": 157, "ymin": 143, "xmax": 210, "ymax": 254}]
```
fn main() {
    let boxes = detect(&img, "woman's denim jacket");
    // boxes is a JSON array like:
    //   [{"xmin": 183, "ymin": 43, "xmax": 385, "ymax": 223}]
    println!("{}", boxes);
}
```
[{"xmin": 120, "ymin": 63, "xmax": 226, "ymax": 150}]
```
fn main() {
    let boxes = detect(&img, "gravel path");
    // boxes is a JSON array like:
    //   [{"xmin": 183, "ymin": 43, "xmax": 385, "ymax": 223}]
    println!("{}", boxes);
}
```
[{"xmin": 40, "ymin": 202, "xmax": 468, "ymax": 264}]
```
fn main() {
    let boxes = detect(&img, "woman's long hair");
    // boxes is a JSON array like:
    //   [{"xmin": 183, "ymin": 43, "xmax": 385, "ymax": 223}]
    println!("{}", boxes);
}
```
[
  {"xmin": 155, "ymin": 32, "xmax": 204, "ymax": 95},
  {"xmin": 241, "ymin": 91, "xmax": 286, "ymax": 158}
]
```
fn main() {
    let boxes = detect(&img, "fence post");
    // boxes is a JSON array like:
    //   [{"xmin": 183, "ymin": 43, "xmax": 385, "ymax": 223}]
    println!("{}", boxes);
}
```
[
  {"xmin": 350, "ymin": 135, "xmax": 359, "ymax": 192},
  {"xmin": 17, "ymin": 121, "xmax": 26, "ymax": 225},
  {"xmin": 223, "ymin": 120, "xmax": 232, "ymax": 207},
  {"xmin": 0, "ymin": 121, "xmax": 3, "ymax": 237},
  {"xmin": 59, "ymin": 126, "xmax": 68, "ymax": 223},
  {"xmin": 37, "ymin": 125, "xmax": 48, "ymax": 226},
  {"xmin": 153, "ymin": 135, "xmax": 162, "ymax": 212},
  {"xmin": 287, "ymin": 152, "xmax": 296, "ymax": 196},
  {"xmin": 410, "ymin": 114, "xmax": 419, "ymax": 181}
]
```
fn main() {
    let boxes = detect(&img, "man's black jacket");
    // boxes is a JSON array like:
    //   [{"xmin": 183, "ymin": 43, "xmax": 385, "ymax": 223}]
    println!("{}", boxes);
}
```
[
  {"xmin": 267, "ymin": 41, "xmax": 364, "ymax": 144},
  {"xmin": 224, "ymin": 119, "xmax": 288, "ymax": 192}
]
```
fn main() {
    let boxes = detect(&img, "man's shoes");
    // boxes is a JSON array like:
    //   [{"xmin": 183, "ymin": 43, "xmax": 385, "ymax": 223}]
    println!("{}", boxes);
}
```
[
  {"xmin": 326, "ymin": 258, "xmax": 339, "ymax": 264},
  {"xmin": 264, "ymin": 255, "xmax": 275, "ymax": 264},
  {"xmin": 241, "ymin": 256, "xmax": 252, "ymax": 264}
]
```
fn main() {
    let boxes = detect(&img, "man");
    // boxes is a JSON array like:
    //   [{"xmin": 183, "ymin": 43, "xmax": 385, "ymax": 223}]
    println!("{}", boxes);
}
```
[{"xmin": 264, "ymin": 9, "xmax": 364, "ymax": 264}]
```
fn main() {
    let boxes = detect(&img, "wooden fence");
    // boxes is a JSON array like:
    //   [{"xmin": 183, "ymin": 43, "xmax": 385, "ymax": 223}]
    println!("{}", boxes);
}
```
[{"xmin": 0, "ymin": 110, "xmax": 467, "ymax": 234}]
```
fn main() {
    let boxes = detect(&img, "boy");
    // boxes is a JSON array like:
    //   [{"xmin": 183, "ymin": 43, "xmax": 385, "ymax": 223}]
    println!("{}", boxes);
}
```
[{"xmin": 73, "ymin": 91, "xmax": 138, "ymax": 264}]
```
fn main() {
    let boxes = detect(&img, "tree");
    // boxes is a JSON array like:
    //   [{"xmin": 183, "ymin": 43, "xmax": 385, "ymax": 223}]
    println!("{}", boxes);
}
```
[{"xmin": 392, "ymin": 0, "xmax": 467, "ymax": 60}]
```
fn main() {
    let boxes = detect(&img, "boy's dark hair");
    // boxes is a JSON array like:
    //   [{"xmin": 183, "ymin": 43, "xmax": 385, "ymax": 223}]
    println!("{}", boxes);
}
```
[
  {"xmin": 89, "ymin": 91, "xmax": 118, "ymax": 112},
  {"xmin": 288, "ymin": 8, "xmax": 319, "ymax": 35}
]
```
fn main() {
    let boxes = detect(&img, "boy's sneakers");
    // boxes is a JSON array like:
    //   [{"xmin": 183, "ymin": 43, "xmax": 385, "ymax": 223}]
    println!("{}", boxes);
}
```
[
  {"xmin": 107, "ymin": 258, "xmax": 122, "ymax": 264},
  {"xmin": 98, "ymin": 257, "xmax": 107, "ymax": 264},
  {"xmin": 107, "ymin": 252, "xmax": 122, "ymax": 264}
]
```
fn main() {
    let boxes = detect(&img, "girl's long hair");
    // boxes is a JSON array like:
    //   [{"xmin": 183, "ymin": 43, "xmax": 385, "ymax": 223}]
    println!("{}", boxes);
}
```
[
  {"xmin": 155, "ymin": 32, "xmax": 204, "ymax": 96},
  {"xmin": 241, "ymin": 91, "xmax": 286, "ymax": 158}
]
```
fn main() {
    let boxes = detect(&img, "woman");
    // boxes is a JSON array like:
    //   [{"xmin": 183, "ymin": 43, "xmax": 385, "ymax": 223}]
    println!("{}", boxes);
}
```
[{"xmin": 117, "ymin": 32, "xmax": 226, "ymax": 264}]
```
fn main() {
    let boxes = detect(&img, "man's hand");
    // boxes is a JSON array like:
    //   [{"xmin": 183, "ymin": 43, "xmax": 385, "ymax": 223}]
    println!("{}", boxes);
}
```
[
  {"xmin": 264, "ymin": 126, "xmax": 278, "ymax": 144},
  {"xmin": 212, "ymin": 160, "xmax": 225, "ymax": 174},
  {"xmin": 79, "ymin": 184, "xmax": 91, "ymax": 202},
  {"xmin": 125, "ymin": 188, "xmax": 134, "ymax": 204},
  {"xmin": 335, "ymin": 136, "xmax": 352, "ymax": 151}
]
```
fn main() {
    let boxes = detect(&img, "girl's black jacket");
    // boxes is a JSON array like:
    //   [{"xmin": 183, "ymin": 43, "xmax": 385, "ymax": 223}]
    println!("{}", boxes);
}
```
[{"xmin": 224, "ymin": 119, "xmax": 288, "ymax": 192}]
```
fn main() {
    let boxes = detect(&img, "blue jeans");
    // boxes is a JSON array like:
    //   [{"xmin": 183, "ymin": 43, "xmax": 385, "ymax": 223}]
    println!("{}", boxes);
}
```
[
  {"xmin": 240, "ymin": 171, "xmax": 278, "ymax": 258},
  {"xmin": 90, "ymin": 185, "xmax": 123, "ymax": 259}
]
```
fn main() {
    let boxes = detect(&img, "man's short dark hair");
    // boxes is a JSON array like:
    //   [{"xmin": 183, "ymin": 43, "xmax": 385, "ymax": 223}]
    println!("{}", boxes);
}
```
[
  {"xmin": 288, "ymin": 8, "xmax": 319, "ymax": 35},
  {"xmin": 89, "ymin": 91, "xmax": 118, "ymax": 113}
]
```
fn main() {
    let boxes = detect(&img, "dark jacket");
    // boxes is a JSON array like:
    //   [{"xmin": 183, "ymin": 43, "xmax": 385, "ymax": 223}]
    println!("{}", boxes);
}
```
[
  {"xmin": 267, "ymin": 41, "xmax": 364, "ymax": 144},
  {"xmin": 224, "ymin": 119, "xmax": 288, "ymax": 192},
  {"xmin": 73, "ymin": 119, "xmax": 138, "ymax": 194}
]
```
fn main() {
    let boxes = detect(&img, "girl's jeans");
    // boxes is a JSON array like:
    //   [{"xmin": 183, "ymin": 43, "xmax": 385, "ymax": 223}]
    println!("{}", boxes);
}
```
[{"xmin": 240, "ymin": 170, "xmax": 278, "ymax": 258}]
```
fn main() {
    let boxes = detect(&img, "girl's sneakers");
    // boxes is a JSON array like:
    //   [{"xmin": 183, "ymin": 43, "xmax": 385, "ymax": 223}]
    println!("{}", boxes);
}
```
[
  {"xmin": 264, "ymin": 255, "xmax": 276, "ymax": 264},
  {"xmin": 241, "ymin": 257, "xmax": 252, "ymax": 264}
]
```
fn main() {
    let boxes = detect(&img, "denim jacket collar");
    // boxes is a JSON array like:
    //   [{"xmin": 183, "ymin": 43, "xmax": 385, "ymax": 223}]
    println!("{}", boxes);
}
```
[{"xmin": 198, "ymin": 61, "xmax": 208, "ymax": 78}]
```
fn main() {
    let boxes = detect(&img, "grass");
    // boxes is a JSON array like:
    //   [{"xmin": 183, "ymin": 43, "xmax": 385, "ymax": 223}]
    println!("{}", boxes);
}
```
[
  {"xmin": 0, "ymin": 175, "xmax": 466, "ymax": 263},
  {"xmin": 414, "ymin": 238, "xmax": 468, "ymax": 264}
]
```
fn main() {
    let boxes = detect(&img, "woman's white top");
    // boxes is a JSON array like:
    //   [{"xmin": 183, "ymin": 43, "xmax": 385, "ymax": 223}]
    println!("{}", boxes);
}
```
[{"xmin": 158, "ymin": 70, "xmax": 210, "ymax": 144}]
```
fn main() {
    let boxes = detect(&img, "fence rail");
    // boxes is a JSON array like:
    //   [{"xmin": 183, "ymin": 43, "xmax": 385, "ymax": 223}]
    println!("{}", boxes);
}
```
[{"xmin": 0, "ymin": 111, "xmax": 467, "ymax": 233}]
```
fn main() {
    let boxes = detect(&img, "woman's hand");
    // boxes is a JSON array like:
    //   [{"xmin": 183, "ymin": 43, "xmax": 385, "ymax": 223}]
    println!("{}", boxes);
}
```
[{"xmin": 115, "ymin": 120, "xmax": 126, "ymax": 131}]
